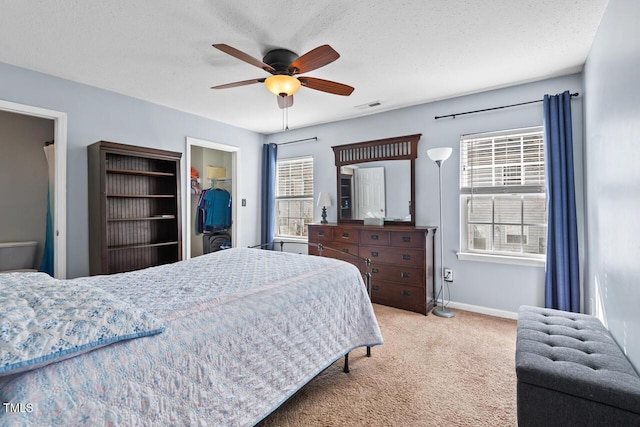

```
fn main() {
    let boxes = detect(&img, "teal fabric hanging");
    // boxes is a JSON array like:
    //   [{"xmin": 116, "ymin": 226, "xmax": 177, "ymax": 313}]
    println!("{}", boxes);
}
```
[
  {"xmin": 39, "ymin": 188, "xmax": 54, "ymax": 275},
  {"xmin": 39, "ymin": 142, "xmax": 54, "ymax": 276}
]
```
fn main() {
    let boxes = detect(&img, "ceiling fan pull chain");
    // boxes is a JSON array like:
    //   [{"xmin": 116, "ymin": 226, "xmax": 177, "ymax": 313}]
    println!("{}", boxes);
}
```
[{"xmin": 285, "ymin": 106, "xmax": 289, "ymax": 131}]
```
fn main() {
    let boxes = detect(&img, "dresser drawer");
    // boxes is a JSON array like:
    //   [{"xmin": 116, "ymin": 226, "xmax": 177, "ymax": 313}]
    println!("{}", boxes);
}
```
[
  {"xmin": 370, "ymin": 264, "xmax": 423, "ymax": 285},
  {"xmin": 360, "ymin": 229, "xmax": 390, "ymax": 246},
  {"xmin": 334, "ymin": 227, "xmax": 359, "ymax": 243},
  {"xmin": 361, "ymin": 245, "xmax": 424, "ymax": 266},
  {"xmin": 370, "ymin": 280, "xmax": 425, "ymax": 314},
  {"xmin": 390, "ymin": 231, "xmax": 425, "ymax": 248},
  {"xmin": 308, "ymin": 226, "xmax": 333, "ymax": 243}
]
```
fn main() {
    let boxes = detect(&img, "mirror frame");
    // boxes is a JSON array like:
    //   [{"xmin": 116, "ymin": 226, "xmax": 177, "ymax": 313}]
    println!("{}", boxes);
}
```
[{"xmin": 332, "ymin": 133, "xmax": 421, "ymax": 225}]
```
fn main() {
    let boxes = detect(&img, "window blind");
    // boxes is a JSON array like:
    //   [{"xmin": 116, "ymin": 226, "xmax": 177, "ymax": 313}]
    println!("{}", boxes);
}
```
[
  {"xmin": 460, "ymin": 127, "xmax": 544, "ymax": 195},
  {"xmin": 276, "ymin": 157, "xmax": 314, "ymax": 198}
]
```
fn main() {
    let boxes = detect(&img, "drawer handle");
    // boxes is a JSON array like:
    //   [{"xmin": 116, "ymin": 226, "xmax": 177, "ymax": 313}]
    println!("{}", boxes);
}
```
[
  {"xmin": 402, "ymin": 290, "xmax": 412, "ymax": 296},
  {"xmin": 371, "ymin": 235, "xmax": 379, "ymax": 240},
  {"xmin": 341, "ymin": 232, "xmax": 350, "ymax": 238},
  {"xmin": 341, "ymin": 248, "xmax": 349, "ymax": 253},
  {"xmin": 372, "ymin": 268, "xmax": 379, "ymax": 274},
  {"xmin": 318, "ymin": 231, "xmax": 325, "ymax": 236},
  {"xmin": 402, "ymin": 236, "xmax": 411, "ymax": 242},
  {"xmin": 402, "ymin": 254, "xmax": 411, "ymax": 260},
  {"xmin": 372, "ymin": 285, "xmax": 379, "ymax": 291},
  {"xmin": 371, "ymin": 251, "xmax": 379, "ymax": 257},
  {"xmin": 401, "ymin": 272, "xmax": 411, "ymax": 278}
]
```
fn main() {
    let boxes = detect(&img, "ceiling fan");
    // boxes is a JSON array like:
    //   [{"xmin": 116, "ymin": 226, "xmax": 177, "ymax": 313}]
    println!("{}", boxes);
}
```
[{"xmin": 210, "ymin": 44, "xmax": 354, "ymax": 109}]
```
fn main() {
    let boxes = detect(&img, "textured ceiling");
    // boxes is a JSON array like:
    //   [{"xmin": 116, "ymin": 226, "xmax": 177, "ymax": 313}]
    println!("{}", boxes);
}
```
[{"xmin": 0, "ymin": 1, "xmax": 608, "ymax": 134}]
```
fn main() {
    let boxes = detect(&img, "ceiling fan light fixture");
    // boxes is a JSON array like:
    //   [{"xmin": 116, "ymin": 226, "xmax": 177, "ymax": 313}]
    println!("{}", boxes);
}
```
[{"xmin": 265, "ymin": 75, "xmax": 301, "ymax": 97}]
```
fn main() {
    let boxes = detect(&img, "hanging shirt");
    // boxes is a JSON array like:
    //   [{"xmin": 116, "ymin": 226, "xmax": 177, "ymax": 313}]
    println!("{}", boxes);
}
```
[{"xmin": 196, "ymin": 188, "xmax": 232, "ymax": 234}]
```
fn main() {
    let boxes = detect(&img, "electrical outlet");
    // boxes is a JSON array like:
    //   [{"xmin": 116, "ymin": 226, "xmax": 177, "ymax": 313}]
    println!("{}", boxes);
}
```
[{"xmin": 444, "ymin": 268, "xmax": 453, "ymax": 282}]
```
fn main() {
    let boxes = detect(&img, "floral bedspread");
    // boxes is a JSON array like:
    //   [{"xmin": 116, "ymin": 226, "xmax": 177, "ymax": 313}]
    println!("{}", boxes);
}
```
[{"xmin": 0, "ymin": 248, "xmax": 383, "ymax": 426}]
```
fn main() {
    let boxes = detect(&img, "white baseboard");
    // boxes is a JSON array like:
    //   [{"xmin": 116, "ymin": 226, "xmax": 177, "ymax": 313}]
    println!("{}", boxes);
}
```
[{"xmin": 445, "ymin": 301, "xmax": 518, "ymax": 320}]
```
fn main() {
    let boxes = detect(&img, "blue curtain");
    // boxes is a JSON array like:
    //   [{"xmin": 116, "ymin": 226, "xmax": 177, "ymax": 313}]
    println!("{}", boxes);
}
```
[
  {"xmin": 261, "ymin": 143, "xmax": 277, "ymax": 250},
  {"xmin": 543, "ymin": 91, "xmax": 579, "ymax": 312}
]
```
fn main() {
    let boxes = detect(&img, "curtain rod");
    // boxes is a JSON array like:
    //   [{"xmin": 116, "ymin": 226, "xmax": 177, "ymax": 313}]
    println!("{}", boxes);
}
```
[
  {"xmin": 273, "ymin": 137, "xmax": 318, "ymax": 145},
  {"xmin": 434, "ymin": 92, "xmax": 579, "ymax": 120}
]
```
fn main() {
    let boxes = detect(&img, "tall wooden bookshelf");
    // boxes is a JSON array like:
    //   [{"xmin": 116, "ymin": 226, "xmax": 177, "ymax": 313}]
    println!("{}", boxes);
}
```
[{"xmin": 88, "ymin": 141, "xmax": 182, "ymax": 275}]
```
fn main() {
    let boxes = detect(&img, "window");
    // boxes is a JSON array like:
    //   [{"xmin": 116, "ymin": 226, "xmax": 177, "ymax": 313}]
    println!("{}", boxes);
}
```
[
  {"xmin": 459, "ymin": 127, "xmax": 546, "ymax": 262},
  {"xmin": 276, "ymin": 156, "xmax": 314, "ymax": 238}
]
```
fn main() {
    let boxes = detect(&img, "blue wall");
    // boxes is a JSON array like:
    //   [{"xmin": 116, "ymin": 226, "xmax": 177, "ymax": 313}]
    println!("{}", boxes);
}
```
[
  {"xmin": 583, "ymin": 0, "xmax": 640, "ymax": 371},
  {"xmin": 271, "ymin": 74, "xmax": 584, "ymax": 316},
  {"xmin": 0, "ymin": 62, "xmax": 264, "ymax": 278}
]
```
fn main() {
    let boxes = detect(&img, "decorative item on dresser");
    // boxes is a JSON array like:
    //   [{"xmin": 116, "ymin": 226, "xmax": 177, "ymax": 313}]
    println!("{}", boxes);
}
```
[
  {"xmin": 308, "ymin": 223, "xmax": 436, "ymax": 315},
  {"xmin": 317, "ymin": 191, "xmax": 332, "ymax": 224},
  {"xmin": 88, "ymin": 141, "xmax": 182, "ymax": 275}
]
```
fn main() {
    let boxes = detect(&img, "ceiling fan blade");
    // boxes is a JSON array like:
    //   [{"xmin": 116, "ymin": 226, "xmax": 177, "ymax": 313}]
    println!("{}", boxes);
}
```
[
  {"xmin": 277, "ymin": 95, "xmax": 294, "ymax": 109},
  {"xmin": 212, "ymin": 44, "xmax": 276, "ymax": 74},
  {"xmin": 299, "ymin": 77, "xmax": 354, "ymax": 96},
  {"xmin": 288, "ymin": 45, "xmax": 339, "ymax": 75},
  {"xmin": 210, "ymin": 78, "xmax": 265, "ymax": 89}
]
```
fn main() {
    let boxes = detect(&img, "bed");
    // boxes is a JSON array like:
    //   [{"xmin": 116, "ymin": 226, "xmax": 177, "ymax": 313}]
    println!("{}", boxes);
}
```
[{"xmin": 0, "ymin": 248, "xmax": 383, "ymax": 426}]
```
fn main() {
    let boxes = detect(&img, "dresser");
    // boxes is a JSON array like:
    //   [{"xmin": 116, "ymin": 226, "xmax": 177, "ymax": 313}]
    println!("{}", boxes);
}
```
[{"xmin": 308, "ymin": 223, "xmax": 436, "ymax": 315}]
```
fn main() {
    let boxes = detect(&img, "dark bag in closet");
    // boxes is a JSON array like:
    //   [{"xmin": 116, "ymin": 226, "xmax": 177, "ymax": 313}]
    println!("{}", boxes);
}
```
[{"xmin": 203, "ymin": 232, "xmax": 231, "ymax": 254}]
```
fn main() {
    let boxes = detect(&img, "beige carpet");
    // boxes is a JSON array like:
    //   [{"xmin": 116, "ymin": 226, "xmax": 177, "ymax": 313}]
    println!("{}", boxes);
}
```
[{"xmin": 258, "ymin": 304, "xmax": 517, "ymax": 427}]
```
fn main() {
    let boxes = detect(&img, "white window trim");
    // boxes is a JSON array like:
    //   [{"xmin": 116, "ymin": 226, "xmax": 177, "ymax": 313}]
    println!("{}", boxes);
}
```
[
  {"xmin": 459, "ymin": 126, "xmax": 547, "ymax": 265},
  {"xmin": 456, "ymin": 251, "xmax": 545, "ymax": 267},
  {"xmin": 277, "ymin": 236, "xmax": 309, "ymax": 244}
]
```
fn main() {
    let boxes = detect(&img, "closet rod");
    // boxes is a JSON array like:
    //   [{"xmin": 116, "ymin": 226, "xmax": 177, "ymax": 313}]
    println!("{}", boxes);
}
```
[
  {"xmin": 434, "ymin": 92, "xmax": 579, "ymax": 120},
  {"xmin": 273, "ymin": 137, "xmax": 318, "ymax": 145}
]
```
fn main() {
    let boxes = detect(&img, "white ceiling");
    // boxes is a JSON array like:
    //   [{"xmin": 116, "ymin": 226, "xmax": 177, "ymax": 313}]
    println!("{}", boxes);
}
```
[{"xmin": 0, "ymin": 1, "xmax": 608, "ymax": 134}]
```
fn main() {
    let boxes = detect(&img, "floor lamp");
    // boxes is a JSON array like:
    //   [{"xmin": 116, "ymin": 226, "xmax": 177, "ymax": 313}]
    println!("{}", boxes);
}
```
[{"xmin": 427, "ymin": 147, "xmax": 454, "ymax": 318}]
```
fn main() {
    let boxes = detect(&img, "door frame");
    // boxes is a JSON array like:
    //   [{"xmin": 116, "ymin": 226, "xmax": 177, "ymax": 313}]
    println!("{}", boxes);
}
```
[
  {"xmin": 0, "ymin": 99, "xmax": 67, "ymax": 278},
  {"xmin": 185, "ymin": 137, "xmax": 239, "ymax": 259}
]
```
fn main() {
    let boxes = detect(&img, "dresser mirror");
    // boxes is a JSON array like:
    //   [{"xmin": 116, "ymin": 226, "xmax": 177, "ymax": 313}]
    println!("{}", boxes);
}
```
[{"xmin": 332, "ymin": 134, "xmax": 421, "ymax": 226}]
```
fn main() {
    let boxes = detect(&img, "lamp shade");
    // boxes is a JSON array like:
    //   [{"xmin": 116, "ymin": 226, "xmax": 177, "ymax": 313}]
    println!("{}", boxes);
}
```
[
  {"xmin": 265, "ymin": 75, "xmax": 301, "ymax": 97},
  {"xmin": 206, "ymin": 166, "xmax": 226, "ymax": 180},
  {"xmin": 427, "ymin": 147, "xmax": 453, "ymax": 163},
  {"xmin": 317, "ymin": 191, "xmax": 332, "ymax": 207}
]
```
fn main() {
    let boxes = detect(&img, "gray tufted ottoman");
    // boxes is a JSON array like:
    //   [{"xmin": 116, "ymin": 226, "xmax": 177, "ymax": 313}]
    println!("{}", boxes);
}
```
[{"xmin": 516, "ymin": 305, "xmax": 640, "ymax": 427}]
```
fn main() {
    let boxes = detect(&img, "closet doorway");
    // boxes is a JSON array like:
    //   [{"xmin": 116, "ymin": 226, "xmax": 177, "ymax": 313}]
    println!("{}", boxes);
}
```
[
  {"xmin": 0, "ymin": 99, "xmax": 67, "ymax": 278},
  {"xmin": 185, "ymin": 137, "xmax": 239, "ymax": 259}
]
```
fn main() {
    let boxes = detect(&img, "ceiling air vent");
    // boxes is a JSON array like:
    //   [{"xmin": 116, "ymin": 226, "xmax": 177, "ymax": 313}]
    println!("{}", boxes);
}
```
[{"xmin": 355, "ymin": 101, "xmax": 382, "ymax": 110}]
